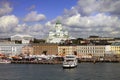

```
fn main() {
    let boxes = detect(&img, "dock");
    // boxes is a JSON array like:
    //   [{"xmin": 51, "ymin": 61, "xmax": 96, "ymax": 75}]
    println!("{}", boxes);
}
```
[
  {"xmin": 10, "ymin": 56, "xmax": 120, "ymax": 64},
  {"xmin": 78, "ymin": 57, "xmax": 120, "ymax": 63},
  {"xmin": 11, "ymin": 59, "xmax": 120, "ymax": 64},
  {"xmin": 11, "ymin": 60, "xmax": 62, "ymax": 64}
]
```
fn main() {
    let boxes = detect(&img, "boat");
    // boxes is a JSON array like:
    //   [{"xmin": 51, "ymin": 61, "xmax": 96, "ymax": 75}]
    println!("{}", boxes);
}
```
[
  {"xmin": 0, "ymin": 59, "xmax": 11, "ymax": 64},
  {"xmin": 63, "ymin": 54, "xmax": 78, "ymax": 68}
]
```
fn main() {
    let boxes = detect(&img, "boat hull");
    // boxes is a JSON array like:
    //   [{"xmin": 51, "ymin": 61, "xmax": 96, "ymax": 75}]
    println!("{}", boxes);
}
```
[
  {"xmin": 62, "ymin": 63, "xmax": 77, "ymax": 68},
  {"xmin": 63, "ymin": 65, "xmax": 77, "ymax": 69}
]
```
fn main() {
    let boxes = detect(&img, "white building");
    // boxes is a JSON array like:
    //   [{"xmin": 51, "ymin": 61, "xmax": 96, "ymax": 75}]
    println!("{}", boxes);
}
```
[
  {"xmin": 0, "ymin": 43, "xmax": 27, "ymax": 56},
  {"xmin": 11, "ymin": 34, "xmax": 34, "ymax": 44},
  {"xmin": 77, "ymin": 45, "xmax": 107, "ymax": 57},
  {"xmin": 46, "ymin": 21, "xmax": 69, "ymax": 43}
]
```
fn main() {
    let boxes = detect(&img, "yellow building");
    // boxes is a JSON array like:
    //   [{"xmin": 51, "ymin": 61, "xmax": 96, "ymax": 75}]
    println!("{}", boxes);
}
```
[
  {"xmin": 111, "ymin": 42, "xmax": 120, "ymax": 55},
  {"xmin": 58, "ymin": 45, "xmax": 76, "ymax": 56}
]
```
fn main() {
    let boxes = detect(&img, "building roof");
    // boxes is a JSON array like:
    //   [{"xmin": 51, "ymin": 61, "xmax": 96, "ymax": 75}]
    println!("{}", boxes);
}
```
[
  {"xmin": 111, "ymin": 42, "xmax": 120, "ymax": 46},
  {"xmin": 31, "ymin": 43, "xmax": 58, "ymax": 46},
  {"xmin": 56, "ymin": 20, "xmax": 61, "ymax": 24},
  {"xmin": 11, "ymin": 34, "xmax": 32, "ymax": 38},
  {"xmin": 11, "ymin": 34, "xmax": 33, "ymax": 41}
]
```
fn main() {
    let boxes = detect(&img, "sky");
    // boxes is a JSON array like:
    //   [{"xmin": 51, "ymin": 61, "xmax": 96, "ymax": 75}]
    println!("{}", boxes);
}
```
[{"xmin": 0, "ymin": 0, "xmax": 120, "ymax": 39}]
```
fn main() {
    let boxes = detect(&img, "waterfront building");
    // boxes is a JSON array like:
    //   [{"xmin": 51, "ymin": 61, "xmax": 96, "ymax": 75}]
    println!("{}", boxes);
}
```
[
  {"xmin": 77, "ymin": 45, "xmax": 106, "ymax": 57},
  {"xmin": 58, "ymin": 45, "xmax": 76, "ymax": 56},
  {"xmin": 111, "ymin": 42, "xmax": 120, "ymax": 55},
  {"xmin": 87, "ymin": 36, "xmax": 114, "ymax": 41},
  {"xmin": 11, "ymin": 34, "xmax": 34, "ymax": 44},
  {"xmin": 46, "ymin": 21, "xmax": 69, "ymax": 43},
  {"xmin": 0, "ymin": 40, "xmax": 15, "ymax": 44},
  {"xmin": 114, "ymin": 38, "xmax": 120, "ymax": 42},
  {"xmin": 87, "ymin": 36, "xmax": 114, "ymax": 44},
  {"xmin": 31, "ymin": 43, "xmax": 58, "ymax": 55},
  {"xmin": 22, "ymin": 45, "xmax": 33, "ymax": 55},
  {"xmin": 0, "ymin": 42, "xmax": 27, "ymax": 56}
]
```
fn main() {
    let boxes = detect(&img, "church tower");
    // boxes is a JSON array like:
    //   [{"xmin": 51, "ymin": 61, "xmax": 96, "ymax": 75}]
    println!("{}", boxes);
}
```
[
  {"xmin": 55, "ymin": 21, "xmax": 62, "ymax": 33},
  {"xmin": 46, "ymin": 21, "xmax": 69, "ymax": 43}
]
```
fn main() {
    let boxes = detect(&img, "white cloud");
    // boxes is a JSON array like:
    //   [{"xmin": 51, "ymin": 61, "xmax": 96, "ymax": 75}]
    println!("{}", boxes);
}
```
[
  {"xmin": 13, "ymin": 23, "xmax": 49, "ymax": 38},
  {"xmin": 63, "ymin": 13, "xmax": 120, "ymax": 37},
  {"xmin": 0, "ymin": 2, "xmax": 13, "ymax": 16},
  {"xmin": 29, "ymin": 24, "xmax": 43, "ymax": 32},
  {"xmin": 14, "ymin": 24, "xmax": 27, "ymax": 33},
  {"xmin": 77, "ymin": 0, "xmax": 120, "ymax": 16},
  {"xmin": 0, "ymin": 15, "xmax": 19, "ymax": 32},
  {"xmin": 62, "ymin": 13, "xmax": 120, "ymax": 28},
  {"xmin": 0, "ymin": 14, "xmax": 47, "ymax": 38},
  {"xmin": 46, "ymin": 0, "xmax": 120, "ymax": 38},
  {"xmin": 65, "ymin": 13, "xmax": 81, "ymax": 27},
  {"xmin": 111, "ymin": 31, "xmax": 119, "ymax": 35},
  {"xmin": 28, "ymin": 24, "xmax": 48, "ymax": 38},
  {"xmin": 24, "ymin": 11, "xmax": 46, "ymax": 22},
  {"xmin": 0, "ymin": 0, "xmax": 120, "ymax": 39}
]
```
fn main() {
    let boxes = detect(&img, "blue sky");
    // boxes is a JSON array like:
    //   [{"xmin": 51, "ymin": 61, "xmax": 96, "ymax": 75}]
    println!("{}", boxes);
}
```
[
  {"xmin": 10, "ymin": 0, "xmax": 77, "ymax": 21},
  {"xmin": 0, "ymin": 0, "xmax": 120, "ymax": 38}
]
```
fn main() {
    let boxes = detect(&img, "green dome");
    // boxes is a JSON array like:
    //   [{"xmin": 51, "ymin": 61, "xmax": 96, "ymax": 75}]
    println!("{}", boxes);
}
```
[{"xmin": 56, "ymin": 20, "xmax": 61, "ymax": 24}]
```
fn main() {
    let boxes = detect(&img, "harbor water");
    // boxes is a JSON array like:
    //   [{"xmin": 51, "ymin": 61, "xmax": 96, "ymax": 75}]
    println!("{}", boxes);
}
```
[{"xmin": 0, "ymin": 63, "xmax": 120, "ymax": 80}]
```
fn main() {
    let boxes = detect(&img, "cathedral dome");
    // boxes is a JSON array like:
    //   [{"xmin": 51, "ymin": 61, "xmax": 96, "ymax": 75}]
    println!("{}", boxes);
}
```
[{"xmin": 46, "ymin": 21, "xmax": 69, "ymax": 43}]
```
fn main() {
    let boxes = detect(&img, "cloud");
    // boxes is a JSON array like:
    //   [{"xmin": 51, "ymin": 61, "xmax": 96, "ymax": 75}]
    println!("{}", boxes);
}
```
[
  {"xmin": 77, "ymin": 0, "xmax": 120, "ymax": 16},
  {"xmin": 64, "ymin": 14, "xmax": 120, "ymax": 38},
  {"xmin": 28, "ymin": 24, "xmax": 48, "ymax": 38},
  {"xmin": 0, "ymin": 0, "xmax": 120, "ymax": 39},
  {"xmin": 24, "ymin": 11, "xmax": 46, "ymax": 22},
  {"xmin": 0, "ymin": 2, "xmax": 13, "ymax": 16},
  {"xmin": 11, "ymin": 23, "xmax": 49, "ymax": 38},
  {"xmin": 0, "ymin": 15, "xmax": 47, "ymax": 38},
  {"xmin": 14, "ymin": 24, "xmax": 27, "ymax": 33},
  {"xmin": 64, "ymin": 13, "xmax": 119, "ymax": 28},
  {"xmin": 0, "ymin": 15, "xmax": 19, "ymax": 32},
  {"xmin": 45, "ymin": 0, "xmax": 120, "ymax": 38}
]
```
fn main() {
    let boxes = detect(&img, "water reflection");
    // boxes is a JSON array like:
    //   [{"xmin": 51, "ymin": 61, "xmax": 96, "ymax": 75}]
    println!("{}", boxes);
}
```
[{"xmin": 63, "ymin": 68, "xmax": 77, "ymax": 72}]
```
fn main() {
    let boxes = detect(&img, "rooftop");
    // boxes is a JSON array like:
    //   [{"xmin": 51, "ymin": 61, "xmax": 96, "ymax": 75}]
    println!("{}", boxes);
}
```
[{"xmin": 111, "ymin": 42, "xmax": 120, "ymax": 46}]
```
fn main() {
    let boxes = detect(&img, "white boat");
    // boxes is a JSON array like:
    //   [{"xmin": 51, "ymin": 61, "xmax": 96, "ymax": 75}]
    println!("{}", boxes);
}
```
[
  {"xmin": 63, "ymin": 55, "xmax": 78, "ymax": 68},
  {"xmin": 0, "ymin": 59, "xmax": 11, "ymax": 64}
]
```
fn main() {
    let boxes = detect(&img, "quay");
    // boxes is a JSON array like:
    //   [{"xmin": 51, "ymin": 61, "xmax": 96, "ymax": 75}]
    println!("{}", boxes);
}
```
[
  {"xmin": 11, "ymin": 59, "xmax": 120, "ymax": 64},
  {"xmin": 11, "ymin": 60, "xmax": 62, "ymax": 64},
  {"xmin": 78, "ymin": 57, "xmax": 120, "ymax": 63},
  {"xmin": 78, "ymin": 60, "xmax": 120, "ymax": 63},
  {"xmin": 10, "ymin": 55, "xmax": 120, "ymax": 64}
]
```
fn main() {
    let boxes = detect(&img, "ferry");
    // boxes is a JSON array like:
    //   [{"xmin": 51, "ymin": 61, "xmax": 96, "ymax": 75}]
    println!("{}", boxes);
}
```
[{"xmin": 63, "ymin": 54, "xmax": 78, "ymax": 68}]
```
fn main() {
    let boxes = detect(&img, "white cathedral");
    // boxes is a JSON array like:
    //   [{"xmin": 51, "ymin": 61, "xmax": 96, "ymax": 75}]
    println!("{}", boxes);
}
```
[{"xmin": 46, "ymin": 21, "xmax": 69, "ymax": 43}]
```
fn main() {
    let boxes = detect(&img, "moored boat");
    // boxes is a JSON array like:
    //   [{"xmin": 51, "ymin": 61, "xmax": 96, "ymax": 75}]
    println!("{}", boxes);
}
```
[
  {"xmin": 0, "ymin": 59, "xmax": 11, "ymax": 64},
  {"xmin": 63, "ymin": 54, "xmax": 78, "ymax": 68}
]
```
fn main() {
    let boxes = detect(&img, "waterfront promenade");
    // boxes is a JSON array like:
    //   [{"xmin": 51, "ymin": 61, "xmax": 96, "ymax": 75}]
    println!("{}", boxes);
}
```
[
  {"xmin": 11, "ymin": 56, "xmax": 120, "ymax": 64},
  {"xmin": 11, "ymin": 60, "xmax": 62, "ymax": 64}
]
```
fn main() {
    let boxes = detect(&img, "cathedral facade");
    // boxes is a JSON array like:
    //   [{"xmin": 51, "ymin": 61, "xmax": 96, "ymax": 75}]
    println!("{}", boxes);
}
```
[{"xmin": 46, "ymin": 22, "xmax": 69, "ymax": 43}]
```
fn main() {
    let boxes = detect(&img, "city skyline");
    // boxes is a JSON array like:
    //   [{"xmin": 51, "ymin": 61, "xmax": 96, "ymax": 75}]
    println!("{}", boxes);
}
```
[{"xmin": 0, "ymin": 0, "xmax": 120, "ymax": 39}]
